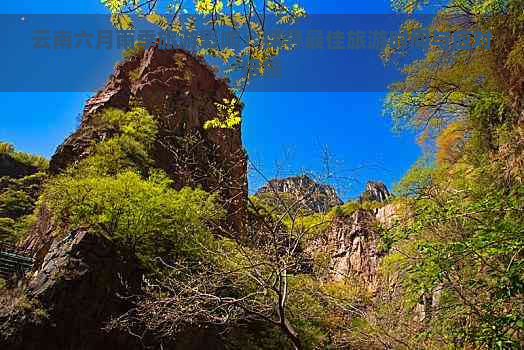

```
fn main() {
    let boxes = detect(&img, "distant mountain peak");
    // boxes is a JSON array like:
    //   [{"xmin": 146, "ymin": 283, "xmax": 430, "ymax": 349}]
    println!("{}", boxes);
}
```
[
  {"xmin": 360, "ymin": 181, "xmax": 391, "ymax": 203},
  {"xmin": 255, "ymin": 175, "xmax": 343, "ymax": 213}
]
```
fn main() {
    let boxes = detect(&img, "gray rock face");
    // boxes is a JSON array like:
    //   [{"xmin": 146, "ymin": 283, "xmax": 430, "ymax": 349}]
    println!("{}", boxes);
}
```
[
  {"xmin": 308, "ymin": 210, "xmax": 379, "ymax": 289},
  {"xmin": 1, "ymin": 229, "xmax": 143, "ymax": 350},
  {"xmin": 255, "ymin": 175, "xmax": 343, "ymax": 213},
  {"xmin": 361, "ymin": 181, "xmax": 391, "ymax": 203}
]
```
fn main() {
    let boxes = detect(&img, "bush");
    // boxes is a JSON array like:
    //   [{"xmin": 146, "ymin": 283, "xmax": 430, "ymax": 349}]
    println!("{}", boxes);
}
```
[
  {"xmin": 0, "ymin": 142, "xmax": 48, "ymax": 170},
  {"xmin": 122, "ymin": 42, "xmax": 145, "ymax": 60},
  {"xmin": 69, "ymin": 107, "xmax": 158, "ymax": 177},
  {"xmin": 41, "ymin": 170, "xmax": 223, "ymax": 268}
]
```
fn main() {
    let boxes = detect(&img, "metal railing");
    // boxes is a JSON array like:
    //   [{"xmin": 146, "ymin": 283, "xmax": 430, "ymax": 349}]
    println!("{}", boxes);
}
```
[{"xmin": 0, "ymin": 241, "xmax": 34, "ymax": 279}]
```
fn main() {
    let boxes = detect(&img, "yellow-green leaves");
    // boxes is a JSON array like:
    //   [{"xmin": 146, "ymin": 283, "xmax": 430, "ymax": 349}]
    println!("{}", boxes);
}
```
[
  {"xmin": 43, "ymin": 170, "xmax": 222, "ymax": 268},
  {"xmin": 195, "ymin": 0, "xmax": 224, "ymax": 14},
  {"xmin": 102, "ymin": 0, "xmax": 308, "ymax": 99},
  {"xmin": 146, "ymin": 13, "xmax": 169, "ymax": 31},
  {"xmin": 100, "ymin": 107, "xmax": 158, "ymax": 146},
  {"xmin": 204, "ymin": 98, "xmax": 241, "ymax": 129},
  {"xmin": 101, "ymin": 0, "xmax": 127, "ymax": 13},
  {"xmin": 111, "ymin": 13, "xmax": 133, "ymax": 30}
]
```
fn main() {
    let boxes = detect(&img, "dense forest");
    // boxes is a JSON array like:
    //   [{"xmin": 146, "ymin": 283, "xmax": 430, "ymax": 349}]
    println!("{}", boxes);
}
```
[{"xmin": 1, "ymin": 0, "xmax": 523, "ymax": 349}]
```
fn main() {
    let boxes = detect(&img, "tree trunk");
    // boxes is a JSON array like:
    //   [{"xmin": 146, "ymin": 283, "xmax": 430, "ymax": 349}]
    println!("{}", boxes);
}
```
[{"xmin": 281, "ymin": 317, "xmax": 302, "ymax": 350}]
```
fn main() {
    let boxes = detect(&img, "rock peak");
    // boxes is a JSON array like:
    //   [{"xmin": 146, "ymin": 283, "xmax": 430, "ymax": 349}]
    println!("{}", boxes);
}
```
[
  {"xmin": 361, "ymin": 181, "xmax": 391, "ymax": 203},
  {"xmin": 48, "ymin": 46, "xmax": 247, "ymax": 235},
  {"xmin": 256, "ymin": 175, "xmax": 343, "ymax": 213}
]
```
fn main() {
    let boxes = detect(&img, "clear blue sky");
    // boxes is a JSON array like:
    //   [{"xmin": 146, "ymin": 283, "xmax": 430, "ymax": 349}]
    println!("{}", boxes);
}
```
[{"xmin": 3, "ymin": 0, "xmax": 420, "ymax": 200}]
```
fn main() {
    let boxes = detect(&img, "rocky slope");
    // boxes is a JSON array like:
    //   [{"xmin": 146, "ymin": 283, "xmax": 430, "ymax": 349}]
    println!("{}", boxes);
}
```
[
  {"xmin": 22, "ymin": 45, "xmax": 248, "ymax": 263},
  {"xmin": 255, "ymin": 175, "xmax": 343, "ymax": 213}
]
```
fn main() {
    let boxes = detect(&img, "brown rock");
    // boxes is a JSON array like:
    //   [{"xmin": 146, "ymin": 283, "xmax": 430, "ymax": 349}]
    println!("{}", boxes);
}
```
[
  {"xmin": 255, "ymin": 175, "xmax": 343, "ymax": 213},
  {"xmin": 309, "ymin": 210, "xmax": 379, "ymax": 289},
  {"xmin": 49, "ymin": 46, "xmax": 247, "ymax": 236}
]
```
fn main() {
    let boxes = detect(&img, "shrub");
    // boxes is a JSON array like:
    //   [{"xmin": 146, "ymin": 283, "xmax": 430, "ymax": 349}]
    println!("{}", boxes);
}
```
[
  {"xmin": 122, "ymin": 42, "xmax": 145, "ymax": 60},
  {"xmin": 0, "ymin": 142, "xmax": 48, "ymax": 170},
  {"xmin": 41, "ymin": 170, "xmax": 223, "ymax": 268}
]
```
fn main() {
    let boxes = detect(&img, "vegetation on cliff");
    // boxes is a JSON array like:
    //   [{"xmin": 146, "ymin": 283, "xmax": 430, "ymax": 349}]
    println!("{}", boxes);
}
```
[{"xmin": 0, "ymin": 144, "xmax": 47, "ymax": 242}]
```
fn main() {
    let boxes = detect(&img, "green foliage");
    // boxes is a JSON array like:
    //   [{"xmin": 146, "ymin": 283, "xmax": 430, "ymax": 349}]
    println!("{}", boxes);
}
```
[
  {"xmin": 34, "ymin": 106, "xmax": 221, "ymax": 270},
  {"xmin": 100, "ymin": 107, "xmax": 157, "ymax": 146},
  {"xmin": 204, "ymin": 98, "xmax": 242, "ymax": 129},
  {"xmin": 0, "ymin": 142, "xmax": 48, "ymax": 170},
  {"xmin": 372, "ymin": 1, "xmax": 524, "ymax": 347},
  {"xmin": 0, "ymin": 172, "xmax": 46, "ymax": 242},
  {"xmin": 0, "ymin": 189, "xmax": 32, "ymax": 218},
  {"xmin": 42, "ymin": 170, "xmax": 222, "ymax": 268},
  {"xmin": 71, "ymin": 107, "xmax": 157, "ymax": 177},
  {"xmin": 383, "ymin": 0, "xmax": 523, "ymax": 136},
  {"xmin": 128, "ymin": 67, "xmax": 141, "ymax": 81},
  {"xmin": 122, "ymin": 41, "xmax": 145, "ymax": 60},
  {"xmin": 403, "ymin": 176, "xmax": 523, "ymax": 347},
  {"xmin": 393, "ymin": 160, "xmax": 434, "ymax": 197}
]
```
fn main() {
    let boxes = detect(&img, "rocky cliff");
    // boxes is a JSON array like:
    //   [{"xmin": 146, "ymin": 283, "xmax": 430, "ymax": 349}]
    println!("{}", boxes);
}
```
[
  {"xmin": 255, "ymin": 175, "xmax": 342, "ymax": 213},
  {"xmin": 307, "ymin": 183, "xmax": 397, "ymax": 291},
  {"xmin": 0, "ymin": 228, "xmax": 142, "ymax": 350},
  {"xmin": 1, "ymin": 46, "xmax": 249, "ymax": 350},
  {"xmin": 49, "ymin": 45, "xmax": 247, "ymax": 236},
  {"xmin": 360, "ymin": 181, "xmax": 391, "ymax": 203}
]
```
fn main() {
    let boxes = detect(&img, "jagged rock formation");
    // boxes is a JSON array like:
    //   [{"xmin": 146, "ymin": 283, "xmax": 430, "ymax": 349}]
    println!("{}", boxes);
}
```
[
  {"xmin": 49, "ymin": 45, "xmax": 247, "ymax": 236},
  {"xmin": 255, "ymin": 175, "xmax": 342, "ymax": 213},
  {"xmin": 307, "ymin": 183, "xmax": 394, "ymax": 291},
  {"xmin": 314, "ymin": 210, "xmax": 378, "ymax": 284},
  {"xmin": 360, "ymin": 181, "xmax": 391, "ymax": 203}
]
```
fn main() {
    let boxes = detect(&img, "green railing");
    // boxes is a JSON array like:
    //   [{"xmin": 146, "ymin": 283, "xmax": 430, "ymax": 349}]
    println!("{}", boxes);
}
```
[{"xmin": 0, "ymin": 241, "xmax": 34, "ymax": 279}]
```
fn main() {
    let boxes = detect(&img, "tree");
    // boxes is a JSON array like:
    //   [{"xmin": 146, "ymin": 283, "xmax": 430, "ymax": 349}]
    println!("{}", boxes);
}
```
[
  {"xmin": 372, "ymin": 1, "xmax": 524, "ymax": 347},
  {"xmin": 384, "ymin": 0, "xmax": 524, "ymax": 136}
]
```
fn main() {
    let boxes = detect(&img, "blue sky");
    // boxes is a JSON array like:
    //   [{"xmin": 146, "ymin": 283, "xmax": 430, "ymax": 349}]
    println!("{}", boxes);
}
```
[{"xmin": 3, "ymin": 0, "xmax": 420, "ymax": 200}]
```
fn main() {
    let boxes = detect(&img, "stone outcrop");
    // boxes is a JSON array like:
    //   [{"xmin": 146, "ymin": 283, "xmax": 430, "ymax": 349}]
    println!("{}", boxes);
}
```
[
  {"xmin": 49, "ymin": 46, "xmax": 247, "ymax": 236},
  {"xmin": 374, "ymin": 202, "xmax": 401, "ymax": 229},
  {"xmin": 1, "ymin": 47, "xmax": 251, "ymax": 350},
  {"xmin": 307, "ymin": 183, "xmax": 395, "ymax": 291},
  {"xmin": 360, "ymin": 181, "xmax": 391, "ymax": 203},
  {"xmin": 255, "ymin": 175, "xmax": 343, "ymax": 213},
  {"xmin": 0, "ymin": 228, "xmax": 142, "ymax": 350},
  {"xmin": 309, "ymin": 210, "xmax": 379, "ymax": 288}
]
